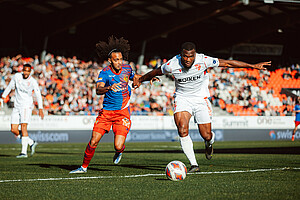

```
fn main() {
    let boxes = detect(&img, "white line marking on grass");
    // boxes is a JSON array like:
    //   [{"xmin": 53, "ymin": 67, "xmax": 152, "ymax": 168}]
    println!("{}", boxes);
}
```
[
  {"xmin": 193, "ymin": 167, "xmax": 300, "ymax": 175},
  {"xmin": 1, "ymin": 167, "xmax": 299, "ymax": 183}
]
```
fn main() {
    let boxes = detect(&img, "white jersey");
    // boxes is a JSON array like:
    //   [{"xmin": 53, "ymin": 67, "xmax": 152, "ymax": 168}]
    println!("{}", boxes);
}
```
[
  {"xmin": 161, "ymin": 53, "xmax": 219, "ymax": 98},
  {"xmin": 2, "ymin": 73, "xmax": 43, "ymax": 109}
]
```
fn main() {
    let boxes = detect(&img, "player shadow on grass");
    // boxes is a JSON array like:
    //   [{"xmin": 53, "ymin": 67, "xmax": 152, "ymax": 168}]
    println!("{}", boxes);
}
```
[
  {"xmin": 27, "ymin": 163, "xmax": 111, "ymax": 172},
  {"xmin": 93, "ymin": 163, "xmax": 165, "ymax": 171},
  {"xmin": 207, "ymin": 146, "xmax": 300, "ymax": 155},
  {"xmin": 103, "ymin": 146, "xmax": 300, "ymax": 155},
  {"xmin": 100, "ymin": 150, "xmax": 183, "ymax": 154},
  {"xmin": 4, "ymin": 146, "xmax": 297, "ymax": 158},
  {"xmin": 34, "ymin": 151, "xmax": 83, "ymax": 155},
  {"xmin": 155, "ymin": 178, "xmax": 169, "ymax": 181},
  {"xmin": 0, "ymin": 154, "xmax": 15, "ymax": 157}
]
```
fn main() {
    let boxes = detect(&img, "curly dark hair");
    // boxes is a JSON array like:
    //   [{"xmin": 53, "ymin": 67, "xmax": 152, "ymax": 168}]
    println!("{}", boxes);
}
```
[
  {"xmin": 23, "ymin": 64, "xmax": 32, "ymax": 69},
  {"xmin": 95, "ymin": 36, "xmax": 130, "ymax": 60}
]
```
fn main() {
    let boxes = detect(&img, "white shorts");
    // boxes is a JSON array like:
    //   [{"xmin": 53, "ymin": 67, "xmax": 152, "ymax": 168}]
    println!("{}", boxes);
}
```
[
  {"xmin": 174, "ymin": 96, "xmax": 213, "ymax": 124},
  {"xmin": 11, "ymin": 107, "xmax": 32, "ymax": 124}
]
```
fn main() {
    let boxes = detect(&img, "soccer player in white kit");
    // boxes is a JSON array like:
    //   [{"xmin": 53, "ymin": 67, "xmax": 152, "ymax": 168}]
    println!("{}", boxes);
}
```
[
  {"xmin": 133, "ymin": 42, "xmax": 271, "ymax": 172},
  {"xmin": 0, "ymin": 64, "xmax": 44, "ymax": 158}
]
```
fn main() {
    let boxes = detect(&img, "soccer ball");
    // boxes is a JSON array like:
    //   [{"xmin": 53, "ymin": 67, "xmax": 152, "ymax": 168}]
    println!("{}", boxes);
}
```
[{"xmin": 165, "ymin": 160, "xmax": 187, "ymax": 181}]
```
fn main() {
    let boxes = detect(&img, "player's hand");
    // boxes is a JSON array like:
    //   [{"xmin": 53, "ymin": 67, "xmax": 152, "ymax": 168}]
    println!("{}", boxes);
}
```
[
  {"xmin": 39, "ymin": 109, "xmax": 44, "ymax": 120},
  {"xmin": 132, "ymin": 75, "xmax": 142, "ymax": 89},
  {"xmin": 109, "ymin": 82, "xmax": 122, "ymax": 92},
  {"xmin": 252, "ymin": 61, "xmax": 271, "ymax": 70},
  {"xmin": 150, "ymin": 77, "xmax": 161, "ymax": 85}
]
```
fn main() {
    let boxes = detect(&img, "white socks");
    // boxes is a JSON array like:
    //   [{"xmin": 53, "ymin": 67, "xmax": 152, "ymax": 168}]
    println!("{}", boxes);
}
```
[
  {"xmin": 21, "ymin": 136, "xmax": 34, "ymax": 155},
  {"xmin": 27, "ymin": 137, "xmax": 34, "ymax": 146},
  {"xmin": 21, "ymin": 137, "xmax": 29, "ymax": 154},
  {"xmin": 180, "ymin": 135, "xmax": 198, "ymax": 166}
]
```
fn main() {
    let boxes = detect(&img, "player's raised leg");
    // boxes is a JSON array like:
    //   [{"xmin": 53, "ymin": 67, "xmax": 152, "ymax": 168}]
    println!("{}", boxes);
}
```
[
  {"xmin": 70, "ymin": 130, "xmax": 104, "ymax": 174},
  {"xmin": 11, "ymin": 124, "xmax": 22, "ymax": 143},
  {"xmin": 11, "ymin": 108, "xmax": 22, "ymax": 142},
  {"xmin": 195, "ymin": 98, "xmax": 214, "ymax": 160},
  {"xmin": 198, "ymin": 123, "xmax": 214, "ymax": 160},
  {"xmin": 175, "ymin": 111, "xmax": 200, "ymax": 173}
]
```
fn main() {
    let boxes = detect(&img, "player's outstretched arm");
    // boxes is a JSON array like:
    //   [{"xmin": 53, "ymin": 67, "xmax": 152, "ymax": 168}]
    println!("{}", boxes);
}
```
[
  {"xmin": 133, "ymin": 67, "xmax": 163, "ymax": 89},
  {"xmin": 219, "ymin": 59, "xmax": 271, "ymax": 70},
  {"xmin": 133, "ymin": 74, "xmax": 142, "ymax": 86},
  {"xmin": 133, "ymin": 74, "xmax": 160, "ymax": 88}
]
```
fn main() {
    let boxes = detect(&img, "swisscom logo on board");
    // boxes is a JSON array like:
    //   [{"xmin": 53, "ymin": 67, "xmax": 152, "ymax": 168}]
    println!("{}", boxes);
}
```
[{"xmin": 269, "ymin": 130, "xmax": 299, "ymax": 140}]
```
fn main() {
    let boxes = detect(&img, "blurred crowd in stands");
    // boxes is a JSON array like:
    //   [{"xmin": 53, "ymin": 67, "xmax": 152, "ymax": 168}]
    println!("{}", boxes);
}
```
[
  {"xmin": 0, "ymin": 53, "xmax": 299, "ymax": 116},
  {"xmin": 209, "ymin": 66, "xmax": 299, "ymax": 116}
]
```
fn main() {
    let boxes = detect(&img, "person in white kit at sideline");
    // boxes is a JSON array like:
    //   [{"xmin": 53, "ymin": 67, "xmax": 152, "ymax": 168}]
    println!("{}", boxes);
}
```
[
  {"xmin": 133, "ymin": 42, "xmax": 271, "ymax": 172},
  {"xmin": 0, "ymin": 64, "xmax": 44, "ymax": 158}
]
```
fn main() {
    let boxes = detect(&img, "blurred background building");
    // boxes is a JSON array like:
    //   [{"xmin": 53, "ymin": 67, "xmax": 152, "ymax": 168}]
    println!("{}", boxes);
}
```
[{"xmin": 0, "ymin": 0, "xmax": 300, "ymax": 116}]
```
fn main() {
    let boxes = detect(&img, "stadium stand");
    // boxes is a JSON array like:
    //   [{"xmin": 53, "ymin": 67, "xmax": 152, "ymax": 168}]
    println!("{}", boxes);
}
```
[
  {"xmin": 0, "ymin": 54, "xmax": 298, "ymax": 116},
  {"xmin": 210, "ymin": 66, "xmax": 299, "ymax": 116}
]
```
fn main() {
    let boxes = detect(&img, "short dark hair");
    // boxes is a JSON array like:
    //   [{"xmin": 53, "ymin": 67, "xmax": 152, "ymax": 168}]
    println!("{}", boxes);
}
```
[
  {"xmin": 181, "ymin": 42, "xmax": 196, "ymax": 51},
  {"xmin": 96, "ymin": 36, "xmax": 130, "ymax": 60},
  {"xmin": 23, "ymin": 64, "xmax": 31, "ymax": 68}
]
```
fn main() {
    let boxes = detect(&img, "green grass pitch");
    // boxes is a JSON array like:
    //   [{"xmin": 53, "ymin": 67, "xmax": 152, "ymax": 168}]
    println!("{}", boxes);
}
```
[{"xmin": 0, "ymin": 140, "xmax": 300, "ymax": 199}]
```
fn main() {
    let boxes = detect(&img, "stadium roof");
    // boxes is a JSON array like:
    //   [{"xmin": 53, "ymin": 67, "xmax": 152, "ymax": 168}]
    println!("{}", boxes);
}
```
[{"xmin": 1, "ymin": 0, "xmax": 300, "ymax": 62}]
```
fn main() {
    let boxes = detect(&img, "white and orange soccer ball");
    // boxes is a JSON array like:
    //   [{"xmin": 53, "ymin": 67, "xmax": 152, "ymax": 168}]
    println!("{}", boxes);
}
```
[{"xmin": 165, "ymin": 160, "xmax": 187, "ymax": 181}]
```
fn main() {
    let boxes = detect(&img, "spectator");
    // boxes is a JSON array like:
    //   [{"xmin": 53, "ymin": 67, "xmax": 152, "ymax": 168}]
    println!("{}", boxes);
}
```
[{"xmin": 0, "ymin": 54, "xmax": 299, "ymax": 116}]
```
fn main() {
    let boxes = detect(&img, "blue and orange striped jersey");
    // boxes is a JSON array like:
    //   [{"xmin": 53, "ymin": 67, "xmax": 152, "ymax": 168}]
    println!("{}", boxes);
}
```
[{"xmin": 97, "ymin": 64, "xmax": 135, "ymax": 110}]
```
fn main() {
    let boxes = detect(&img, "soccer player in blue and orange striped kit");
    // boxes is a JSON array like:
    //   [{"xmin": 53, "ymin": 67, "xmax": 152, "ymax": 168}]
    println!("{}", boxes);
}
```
[{"xmin": 70, "ymin": 36, "xmax": 139, "ymax": 173}]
